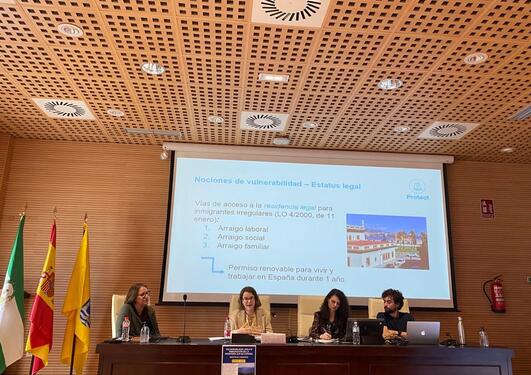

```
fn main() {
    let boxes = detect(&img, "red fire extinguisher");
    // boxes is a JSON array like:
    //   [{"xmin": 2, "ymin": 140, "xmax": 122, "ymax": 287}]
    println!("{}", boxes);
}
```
[{"xmin": 483, "ymin": 275, "xmax": 506, "ymax": 313}]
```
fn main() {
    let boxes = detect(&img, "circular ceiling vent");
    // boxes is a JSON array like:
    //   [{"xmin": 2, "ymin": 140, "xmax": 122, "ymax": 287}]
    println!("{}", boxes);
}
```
[
  {"xmin": 44, "ymin": 101, "xmax": 86, "ymax": 118},
  {"xmin": 261, "ymin": 0, "xmax": 322, "ymax": 21},
  {"xmin": 428, "ymin": 123, "xmax": 467, "ymax": 138},
  {"xmin": 246, "ymin": 114, "xmax": 282, "ymax": 130}
]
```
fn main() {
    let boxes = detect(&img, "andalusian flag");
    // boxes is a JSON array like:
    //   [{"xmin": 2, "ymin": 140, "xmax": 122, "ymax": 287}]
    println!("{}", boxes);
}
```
[
  {"xmin": 26, "ymin": 221, "xmax": 56, "ymax": 374},
  {"xmin": 61, "ymin": 222, "xmax": 90, "ymax": 374},
  {"xmin": 0, "ymin": 214, "xmax": 25, "ymax": 373}
]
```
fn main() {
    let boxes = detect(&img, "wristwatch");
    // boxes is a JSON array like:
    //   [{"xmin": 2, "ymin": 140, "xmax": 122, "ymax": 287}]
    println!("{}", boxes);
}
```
[{"xmin": 397, "ymin": 330, "xmax": 402, "ymax": 337}]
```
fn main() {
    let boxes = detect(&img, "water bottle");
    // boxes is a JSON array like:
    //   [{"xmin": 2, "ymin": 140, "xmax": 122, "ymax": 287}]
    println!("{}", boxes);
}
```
[
  {"xmin": 479, "ymin": 327, "xmax": 489, "ymax": 348},
  {"xmin": 121, "ymin": 316, "xmax": 130, "ymax": 342},
  {"xmin": 457, "ymin": 316, "xmax": 466, "ymax": 346},
  {"xmin": 140, "ymin": 322, "xmax": 150, "ymax": 344},
  {"xmin": 352, "ymin": 321, "xmax": 360, "ymax": 345},
  {"xmin": 223, "ymin": 316, "xmax": 231, "ymax": 339}
]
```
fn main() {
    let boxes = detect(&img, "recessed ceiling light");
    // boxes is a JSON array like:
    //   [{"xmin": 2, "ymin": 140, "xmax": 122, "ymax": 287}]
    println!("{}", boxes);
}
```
[
  {"xmin": 258, "ymin": 73, "xmax": 290, "ymax": 83},
  {"xmin": 141, "ymin": 62, "xmax": 165, "ymax": 75},
  {"xmin": 302, "ymin": 121, "xmax": 318, "ymax": 129},
  {"xmin": 378, "ymin": 78, "xmax": 403, "ymax": 90},
  {"xmin": 207, "ymin": 115, "xmax": 225, "ymax": 124},
  {"xmin": 393, "ymin": 125, "xmax": 411, "ymax": 133},
  {"xmin": 107, "ymin": 108, "xmax": 125, "ymax": 117},
  {"xmin": 500, "ymin": 147, "xmax": 514, "ymax": 153},
  {"xmin": 272, "ymin": 136, "xmax": 290, "ymax": 146},
  {"xmin": 464, "ymin": 52, "xmax": 488, "ymax": 65},
  {"xmin": 57, "ymin": 23, "xmax": 84, "ymax": 37}
]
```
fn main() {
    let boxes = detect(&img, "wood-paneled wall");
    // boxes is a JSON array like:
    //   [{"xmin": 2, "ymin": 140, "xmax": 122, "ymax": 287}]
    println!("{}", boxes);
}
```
[{"xmin": 0, "ymin": 138, "xmax": 529, "ymax": 375}]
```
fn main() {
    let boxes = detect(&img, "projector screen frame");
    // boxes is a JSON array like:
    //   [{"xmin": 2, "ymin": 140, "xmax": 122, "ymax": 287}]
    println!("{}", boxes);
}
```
[{"xmin": 158, "ymin": 144, "xmax": 458, "ymax": 311}]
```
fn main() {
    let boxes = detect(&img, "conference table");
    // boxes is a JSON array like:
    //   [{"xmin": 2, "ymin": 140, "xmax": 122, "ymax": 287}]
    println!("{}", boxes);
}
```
[{"xmin": 96, "ymin": 339, "xmax": 513, "ymax": 375}]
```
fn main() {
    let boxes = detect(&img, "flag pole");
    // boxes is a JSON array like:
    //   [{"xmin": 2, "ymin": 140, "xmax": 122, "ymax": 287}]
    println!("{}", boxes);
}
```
[
  {"xmin": 28, "ymin": 355, "xmax": 34, "ymax": 375},
  {"xmin": 69, "ymin": 336, "xmax": 76, "ymax": 375}
]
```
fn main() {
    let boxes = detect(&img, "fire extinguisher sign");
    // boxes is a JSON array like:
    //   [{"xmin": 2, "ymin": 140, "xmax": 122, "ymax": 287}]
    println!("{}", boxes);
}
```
[{"xmin": 481, "ymin": 199, "xmax": 495, "ymax": 218}]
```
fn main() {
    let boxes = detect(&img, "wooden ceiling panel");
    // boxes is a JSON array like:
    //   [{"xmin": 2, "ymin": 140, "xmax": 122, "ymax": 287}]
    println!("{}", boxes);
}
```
[
  {"xmin": 0, "ymin": 0, "xmax": 528, "ymax": 163},
  {"xmin": 325, "ymin": 0, "xmax": 406, "ymax": 31},
  {"xmin": 73, "ymin": 77, "xmax": 134, "ymax": 104},
  {"xmin": 189, "ymin": 86, "xmax": 240, "ymax": 111},
  {"xmin": 248, "ymin": 26, "xmax": 316, "ymax": 62},
  {"xmin": 96, "ymin": 0, "xmax": 170, "ymax": 13},
  {"xmin": 131, "ymin": 81, "xmax": 187, "ymax": 107},
  {"xmin": 185, "ymin": 56, "xmax": 242, "ymax": 87},
  {"xmin": 0, "ymin": 44, "xmax": 62, "ymax": 75},
  {"xmin": 103, "ymin": 13, "xmax": 177, "ymax": 53},
  {"xmin": 0, "ymin": 5, "xmax": 39, "ymax": 44},
  {"xmin": 179, "ymin": 19, "xmax": 247, "ymax": 59},
  {"xmin": 436, "ymin": 39, "xmax": 524, "ymax": 75},
  {"xmin": 302, "ymin": 66, "xmax": 364, "ymax": 94},
  {"xmin": 466, "ymin": 0, "xmax": 531, "ymax": 42},
  {"xmin": 395, "ymin": 0, "xmax": 489, "ymax": 36},
  {"xmin": 312, "ymin": 31, "xmax": 385, "ymax": 66},
  {"xmin": 13, "ymin": 74, "xmax": 79, "ymax": 98},
  {"xmin": 175, "ymin": 0, "xmax": 248, "ymax": 21},
  {"xmin": 53, "ymin": 47, "xmax": 122, "ymax": 79},
  {"xmin": 24, "ymin": 7, "xmax": 111, "ymax": 49},
  {"xmin": 333, "ymin": 117, "xmax": 383, "ymax": 135},
  {"xmin": 410, "ymin": 74, "xmax": 482, "ymax": 101},
  {"xmin": 243, "ymin": 89, "xmax": 294, "ymax": 113},
  {"xmin": 376, "ymin": 36, "xmax": 454, "ymax": 71}
]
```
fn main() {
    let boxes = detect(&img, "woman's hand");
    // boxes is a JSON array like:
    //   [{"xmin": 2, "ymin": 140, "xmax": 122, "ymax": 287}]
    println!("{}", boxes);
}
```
[{"xmin": 319, "ymin": 332, "xmax": 332, "ymax": 340}]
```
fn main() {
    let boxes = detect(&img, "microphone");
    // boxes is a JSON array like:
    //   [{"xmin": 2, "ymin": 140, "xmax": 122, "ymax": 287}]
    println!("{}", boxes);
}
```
[{"xmin": 177, "ymin": 294, "xmax": 191, "ymax": 343}]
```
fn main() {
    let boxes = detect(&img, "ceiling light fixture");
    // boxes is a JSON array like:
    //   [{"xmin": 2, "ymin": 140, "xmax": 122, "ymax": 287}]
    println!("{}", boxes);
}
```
[
  {"xmin": 153, "ymin": 129, "xmax": 181, "ymax": 137},
  {"xmin": 107, "ymin": 108, "xmax": 125, "ymax": 117},
  {"xmin": 302, "ymin": 121, "xmax": 318, "ymax": 129},
  {"xmin": 463, "ymin": 52, "xmax": 488, "ymax": 65},
  {"xmin": 500, "ymin": 147, "xmax": 514, "ymax": 153},
  {"xmin": 272, "ymin": 136, "xmax": 290, "ymax": 146},
  {"xmin": 258, "ymin": 73, "xmax": 290, "ymax": 83},
  {"xmin": 57, "ymin": 23, "xmax": 84, "ymax": 37},
  {"xmin": 378, "ymin": 78, "xmax": 403, "ymax": 90},
  {"xmin": 393, "ymin": 125, "xmax": 411, "ymax": 133},
  {"xmin": 141, "ymin": 62, "xmax": 165, "ymax": 75},
  {"xmin": 207, "ymin": 115, "xmax": 225, "ymax": 124},
  {"xmin": 124, "ymin": 128, "xmax": 152, "ymax": 135}
]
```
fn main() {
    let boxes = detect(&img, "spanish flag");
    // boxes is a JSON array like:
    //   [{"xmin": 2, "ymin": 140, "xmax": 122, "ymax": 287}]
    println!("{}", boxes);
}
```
[
  {"xmin": 0, "ymin": 214, "xmax": 25, "ymax": 373},
  {"xmin": 25, "ymin": 220, "xmax": 56, "ymax": 374},
  {"xmin": 61, "ymin": 222, "xmax": 90, "ymax": 374}
]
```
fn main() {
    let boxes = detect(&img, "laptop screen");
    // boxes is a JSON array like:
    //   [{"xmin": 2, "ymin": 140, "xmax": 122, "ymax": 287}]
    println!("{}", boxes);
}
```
[{"xmin": 344, "ymin": 318, "xmax": 385, "ymax": 345}]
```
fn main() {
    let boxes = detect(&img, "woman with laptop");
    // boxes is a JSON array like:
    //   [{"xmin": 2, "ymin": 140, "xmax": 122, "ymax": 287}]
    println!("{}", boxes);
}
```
[{"xmin": 309, "ymin": 288, "xmax": 349, "ymax": 340}]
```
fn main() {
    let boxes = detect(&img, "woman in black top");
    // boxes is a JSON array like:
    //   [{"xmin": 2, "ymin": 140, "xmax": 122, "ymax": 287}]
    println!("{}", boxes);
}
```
[
  {"xmin": 116, "ymin": 283, "xmax": 160, "ymax": 337},
  {"xmin": 309, "ymin": 288, "xmax": 349, "ymax": 339}
]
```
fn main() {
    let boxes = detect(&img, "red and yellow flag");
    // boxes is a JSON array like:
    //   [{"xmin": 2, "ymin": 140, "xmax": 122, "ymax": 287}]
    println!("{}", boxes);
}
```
[
  {"xmin": 25, "ymin": 220, "xmax": 56, "ymax": 374},
  {"xmin": 61, "ymin": 222, "xmax": 90, "ymax": 374}
]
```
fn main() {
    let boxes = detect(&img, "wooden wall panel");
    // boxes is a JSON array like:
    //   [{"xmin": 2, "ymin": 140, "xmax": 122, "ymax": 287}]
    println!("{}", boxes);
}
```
[
  {"xmin": 0, "ymin": 133, "xmax": 13, "ymax": 219},
  {"xmin": 0, "ymin": 139, "xmax": 529, "ymax": 375}
]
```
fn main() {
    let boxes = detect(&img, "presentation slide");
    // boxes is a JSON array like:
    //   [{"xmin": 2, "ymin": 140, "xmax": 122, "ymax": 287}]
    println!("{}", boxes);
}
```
[{"xmin": 162, "ymin": 149, "xmax": 454, "ymax": 308}]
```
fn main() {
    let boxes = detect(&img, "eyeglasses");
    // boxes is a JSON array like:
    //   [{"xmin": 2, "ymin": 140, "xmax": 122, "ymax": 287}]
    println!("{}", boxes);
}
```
[
  {"xmin": 139, "ymin": 291, "xmax": 151, "ymax": 297},
  {"xmin": 242, "ymin": 296, "xmax": 255, "ymax": 301}
]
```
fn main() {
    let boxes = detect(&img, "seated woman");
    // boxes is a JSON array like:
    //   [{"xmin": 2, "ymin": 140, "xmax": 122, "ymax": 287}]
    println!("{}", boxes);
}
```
[
  {"xmin": 309, "ymin": 288, "xmax": 349, "ymax": 340},
  {"xmin": 230, "ymin": 286, "xmax": 273, "ymax": 335},
  {"xmin": 116, "ymin": 283, "xmax": 160, "ymax": 337}
]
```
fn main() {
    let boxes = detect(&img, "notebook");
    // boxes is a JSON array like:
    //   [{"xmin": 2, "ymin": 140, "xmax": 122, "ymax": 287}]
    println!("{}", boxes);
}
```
[{"xmin": 406, "ymin": 321, "xmax": 440, "ymax": 345}]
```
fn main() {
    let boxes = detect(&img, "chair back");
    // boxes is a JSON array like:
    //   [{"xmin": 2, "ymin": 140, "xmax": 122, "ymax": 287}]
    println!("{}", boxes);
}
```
[
  {"xmin": 111, "ymin": 294, "xmax": 126, "ymax": 338},
  {"xmin": 368, "ymin": 297, "xmax": 409, "ymax": 319},
  {"xmin": 297, "ymin": 296, "xmax": 323, "ymax": 337},
  {"xmin": 229, "ymin": 295, "xmax": 271, "ymax": 317}
]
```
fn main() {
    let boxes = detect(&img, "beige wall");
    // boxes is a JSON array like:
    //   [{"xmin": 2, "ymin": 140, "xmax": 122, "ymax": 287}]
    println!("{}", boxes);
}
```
[{"xmin": 0, "ymin": 138, "xmax": 529, "ymax": 375}]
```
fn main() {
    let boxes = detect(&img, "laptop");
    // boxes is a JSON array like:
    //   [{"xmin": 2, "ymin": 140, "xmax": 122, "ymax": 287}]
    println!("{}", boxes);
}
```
[
  {"xmin": 406, "ymin": 321, "xmax": 440, "ymax": 345},
  {"xmin": 343, "ymin": 318, "xmax": 385, "ymax": 345}
]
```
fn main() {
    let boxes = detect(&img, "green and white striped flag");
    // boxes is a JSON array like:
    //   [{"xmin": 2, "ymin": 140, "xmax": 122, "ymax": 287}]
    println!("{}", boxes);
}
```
[{"xmin": 0, "ymin": 214, "xmax": 25, "ymax": 373}]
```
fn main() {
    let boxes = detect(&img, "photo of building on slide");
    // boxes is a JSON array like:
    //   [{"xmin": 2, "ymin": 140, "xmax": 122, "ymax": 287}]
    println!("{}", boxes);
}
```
[{"xmin": 346, "ymin": 214, "xmax": 429, "ymax": 269}]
